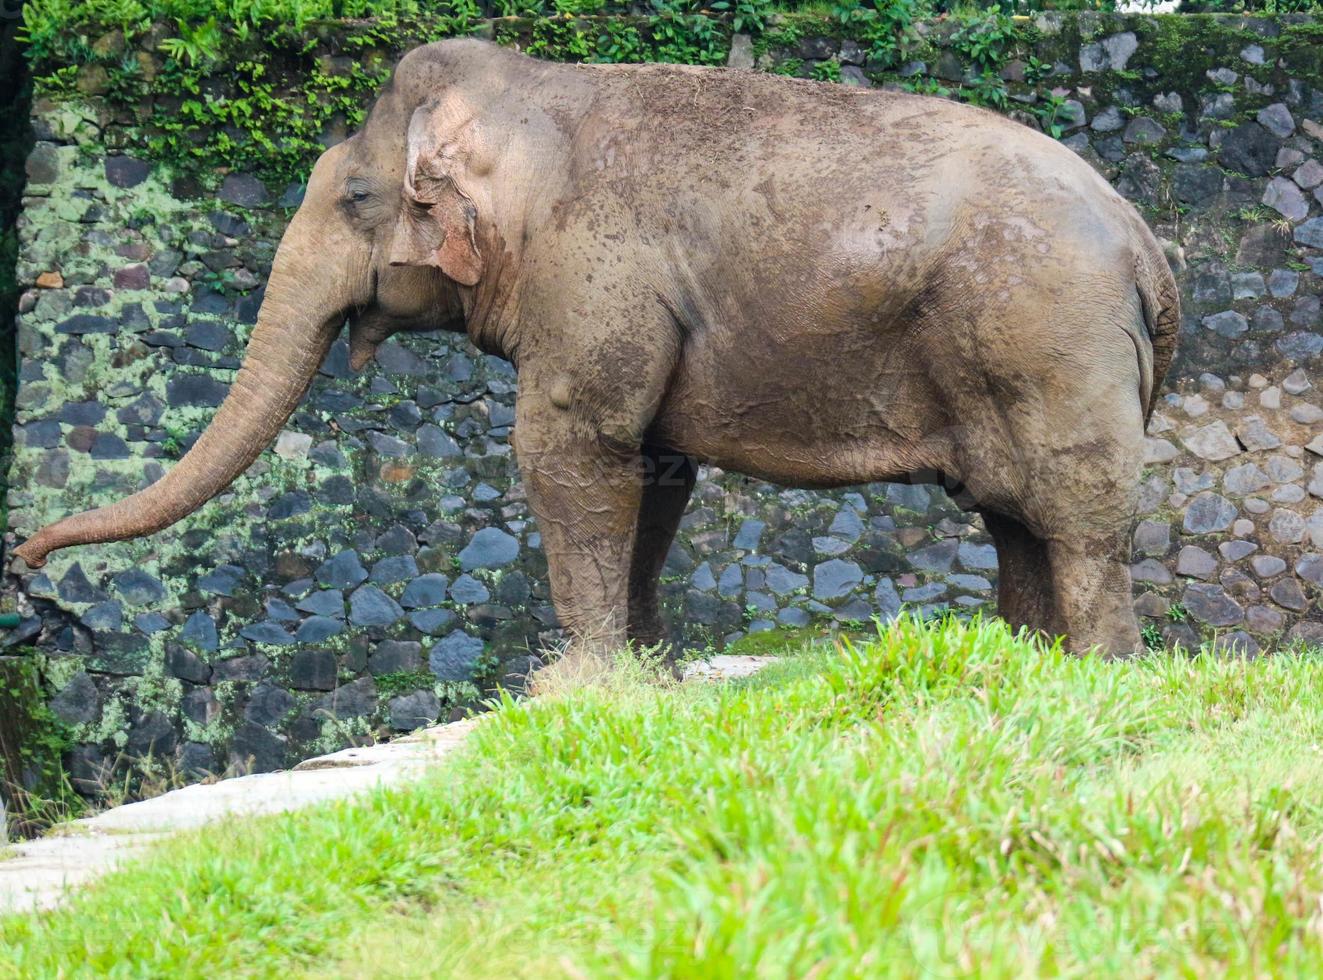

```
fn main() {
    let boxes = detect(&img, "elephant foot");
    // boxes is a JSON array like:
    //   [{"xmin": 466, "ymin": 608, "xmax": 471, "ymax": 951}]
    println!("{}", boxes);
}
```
[
  {"xmin": 1049, "ymin": 552, "xmax": 1142, "ymax": 658},
  {"xmin": 984, "ymin": 510, "xmax": 1140, "ymax": 657}
]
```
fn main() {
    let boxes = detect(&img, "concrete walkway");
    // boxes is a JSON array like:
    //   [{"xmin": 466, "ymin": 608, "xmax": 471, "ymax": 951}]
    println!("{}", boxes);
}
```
[{"xmin": 0, "ymin": 654, "xmax": 773, "ymax": 915}]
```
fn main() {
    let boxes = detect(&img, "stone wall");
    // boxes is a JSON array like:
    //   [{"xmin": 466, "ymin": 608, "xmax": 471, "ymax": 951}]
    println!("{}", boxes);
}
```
[{"xmin": 4, "ymin": 13, "xmax": 1323, "ymax": 797}]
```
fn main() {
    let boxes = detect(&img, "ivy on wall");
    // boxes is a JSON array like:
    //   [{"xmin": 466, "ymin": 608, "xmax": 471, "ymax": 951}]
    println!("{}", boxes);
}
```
[
  {"xmin": 14, "ymin": 0, "xmax": 1096, "ymax": 68},
  {"xmin": 18, "ymin": 0, "xmax": 1323, "ymax": 190},
  {"xmin": 16, "ymin": 4, "xmax": 1102, "ymax": 190}
]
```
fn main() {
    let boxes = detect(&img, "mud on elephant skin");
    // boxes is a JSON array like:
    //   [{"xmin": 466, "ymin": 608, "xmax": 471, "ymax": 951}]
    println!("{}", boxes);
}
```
[{"xmin": 13, "ymin": 38, "xmax": 1179, "ymax": 661}]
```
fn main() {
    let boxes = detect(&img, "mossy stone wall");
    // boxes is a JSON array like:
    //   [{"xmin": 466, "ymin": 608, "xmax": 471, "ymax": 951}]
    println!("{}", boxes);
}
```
[{"xmin": 4, "ymin": 12, "xmax": 1323, "ymax": 803}]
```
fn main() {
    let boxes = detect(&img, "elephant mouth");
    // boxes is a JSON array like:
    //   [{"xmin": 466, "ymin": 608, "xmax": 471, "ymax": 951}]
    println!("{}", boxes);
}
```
[
  {"xmin": 347, "ymin": 315, "xmax": 391, "ymax": 372},
  {"xmin": 346, "ymin": 301, "xmax": 469, "ymax": 372}
]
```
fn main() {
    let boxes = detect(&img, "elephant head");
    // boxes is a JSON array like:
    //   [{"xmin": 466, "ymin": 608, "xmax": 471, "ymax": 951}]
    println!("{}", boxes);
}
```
[{"xmin": 12, "ymin": 45, "xmax": 494, "ymax": 569}]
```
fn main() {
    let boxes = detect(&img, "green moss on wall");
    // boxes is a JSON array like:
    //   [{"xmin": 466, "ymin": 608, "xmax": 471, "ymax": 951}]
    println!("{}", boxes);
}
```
[
  {"xmin": 11, "ymin": 5, "xmax": 1323, "ymax": 801},
  {"xmin": 1, "ymin": 7, "xmax": 33, "ymax": 536}
]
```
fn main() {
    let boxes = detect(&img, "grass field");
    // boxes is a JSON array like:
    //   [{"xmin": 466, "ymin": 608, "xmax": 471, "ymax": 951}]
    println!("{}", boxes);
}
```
[{"xmin": 5, "ymin": 616, "xmax": 1323, "ymax": 977}]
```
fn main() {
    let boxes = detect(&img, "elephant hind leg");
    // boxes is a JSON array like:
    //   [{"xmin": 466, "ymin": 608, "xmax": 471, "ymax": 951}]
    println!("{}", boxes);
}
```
[
  {"xmin": 981, "ymin": 510, "xmax": 1060, "ymax": 641},
  {"xmin": 1043, "ymin": 531, "xmax": 1141, "ymax": 658},
  {"xmin": 960, "ymin": 304, "xmax": 1145, "ymax": 657},
  {"xmin": 627, "ymin": 447, "xmax": 696, "ymax": 650},
  {"xmin": 982, "ymin": 509, "xmax": 1139, "ymax": 657}
]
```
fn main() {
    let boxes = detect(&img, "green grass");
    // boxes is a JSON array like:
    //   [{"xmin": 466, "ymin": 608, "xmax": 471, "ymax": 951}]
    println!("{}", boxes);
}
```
[{"xmin": 5, "ymin": 616, "xmax": 1323, "ymax": 977}]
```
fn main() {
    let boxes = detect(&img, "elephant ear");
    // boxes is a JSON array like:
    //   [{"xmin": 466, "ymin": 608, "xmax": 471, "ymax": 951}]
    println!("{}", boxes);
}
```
[{"xmin": 391, "ymin": 104, "xmax": 484, "ymax": 286}]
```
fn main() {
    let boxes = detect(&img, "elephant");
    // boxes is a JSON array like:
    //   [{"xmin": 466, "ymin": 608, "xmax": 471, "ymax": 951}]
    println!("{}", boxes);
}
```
[{"xmin": 14, "ymin": 38, "xmax": 1179, "ymax": 662}]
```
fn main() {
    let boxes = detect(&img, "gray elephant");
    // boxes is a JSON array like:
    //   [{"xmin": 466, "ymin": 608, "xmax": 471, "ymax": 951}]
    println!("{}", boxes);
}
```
[{"xmin": 15, "ymin": 39, "xmax": 1179, "ymax": 661}]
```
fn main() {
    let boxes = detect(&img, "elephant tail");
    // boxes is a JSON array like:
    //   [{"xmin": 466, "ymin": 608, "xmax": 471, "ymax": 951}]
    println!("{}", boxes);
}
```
[{"xmin": 1133, "ymin": 234, "xmax": 1181, "ymax": 423}]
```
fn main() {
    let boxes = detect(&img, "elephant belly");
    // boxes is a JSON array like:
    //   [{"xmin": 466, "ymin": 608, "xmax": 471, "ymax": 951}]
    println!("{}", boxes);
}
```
[{"xmin": 650, "ymin": 324, "xmax": 947, "ymax": 489}]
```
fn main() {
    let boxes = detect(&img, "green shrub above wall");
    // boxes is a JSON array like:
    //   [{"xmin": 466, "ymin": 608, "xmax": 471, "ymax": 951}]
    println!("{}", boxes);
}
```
[
  {"xmin": 18, "ymin": 0, "xmax": 1118, "ymax": 69},
  {"xmin": 29, "ymin": 2, "xmax": 1323, "ymax": 190}
]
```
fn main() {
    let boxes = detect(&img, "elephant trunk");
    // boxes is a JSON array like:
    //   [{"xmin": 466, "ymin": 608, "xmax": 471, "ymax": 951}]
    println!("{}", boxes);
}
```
[{"xmin": 13, "ymin": 262, "xmax": 342, "ymax": 570}]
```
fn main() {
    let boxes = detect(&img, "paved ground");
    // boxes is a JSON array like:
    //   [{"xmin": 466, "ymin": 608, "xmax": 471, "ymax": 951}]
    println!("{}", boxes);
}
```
[{"xmin": 0, "ymin": 654, "xmax": 773, "ymax": 915}]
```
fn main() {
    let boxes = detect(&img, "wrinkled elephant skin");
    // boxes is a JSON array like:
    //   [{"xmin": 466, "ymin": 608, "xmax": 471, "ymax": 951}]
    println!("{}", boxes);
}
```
[{"xmin": 16, "ymin": 40, "xmax": 1179, "ymax": 660}]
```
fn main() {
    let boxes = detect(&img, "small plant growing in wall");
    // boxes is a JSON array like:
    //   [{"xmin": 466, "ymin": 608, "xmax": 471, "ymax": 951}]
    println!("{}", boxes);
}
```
[
  {"xmin": 159, "ymin": 424, "xmax": 192, "ymax": 461},
  {"xmin": 1236, "ymin": 205, "xmax": 1274, "ymax": 224},
  {"xmin": 950, "ymin": 9, "xmax": 1018, "ymax": 74},
  {"xmin": 812, "ymin": 59, "xmax": 843, "ymax": 83},
  {"xmin": 470, "ymin": 645, "xmax": 504, "ymax": 688},
  {"xmin": 314, "ymin": 714, "xmax": 375, "ymax": 756},
  {"xmin": 963, "ymin": 71, "xmax": 1009, "ymax": 111},
  {"xmin": 1034, "ymin": 91, "xmax": 1066, "ymax": 135},
  {"xmin": 375, "ymin": 671, "xmax": 437, "ymax": 700},
  {"xmin": 1021, "ymin": 55, "xmax": 1052, "ymax": 85}
]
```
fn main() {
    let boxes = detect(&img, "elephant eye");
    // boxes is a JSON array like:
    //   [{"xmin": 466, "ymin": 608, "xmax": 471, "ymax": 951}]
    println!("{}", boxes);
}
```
[{"xmin": 344, "ymin": 179, "xmax": 373, "ymax": 207}]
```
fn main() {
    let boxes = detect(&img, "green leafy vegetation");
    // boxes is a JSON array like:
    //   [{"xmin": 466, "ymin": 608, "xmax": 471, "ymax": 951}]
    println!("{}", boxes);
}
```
[
  {"xmin": 23, "ymin": 0, "xmax": 424, "ymax": 62},
  {"xmin": 373, "ymin": 669, "xmax": 441, "ymax": 699},
  {"xmin": 0, "ymin": 657, "xmax": 84, "ymax": 837},
  {"xmin": 9, "ymin": 3, "xmax": 1056, "ymax": 189},
  {"xmin": 21, "ymin": 0, "xmax": 1300, "ymax": 191},
  {"xmin": 5, "ymin": 617, "xmax": 1323, "ymax": 975},
  {"xmin": 12, "ymin": 0, "xmax": 1189, "ymax": 65}
]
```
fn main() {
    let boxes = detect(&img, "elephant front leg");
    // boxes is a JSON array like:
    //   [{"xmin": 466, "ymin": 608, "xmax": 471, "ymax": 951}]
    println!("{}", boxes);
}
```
[
  {"xmin": 628, "ymin": 447, "xmax": 696, "ymax": 651},
  {"xmin": 514, "ymin": 393, "xmax": 644, "ymax": 672}
]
